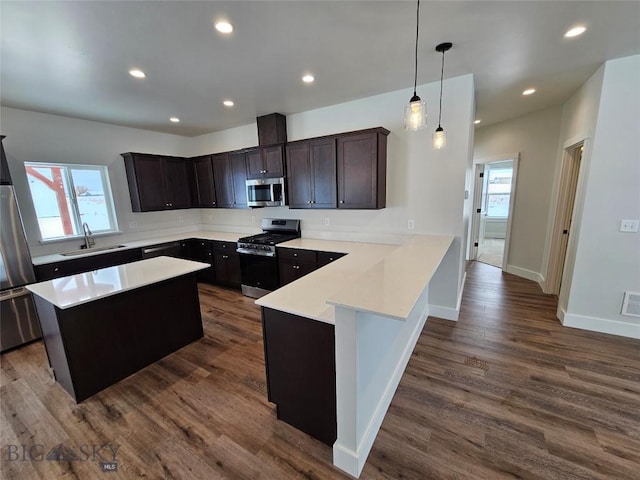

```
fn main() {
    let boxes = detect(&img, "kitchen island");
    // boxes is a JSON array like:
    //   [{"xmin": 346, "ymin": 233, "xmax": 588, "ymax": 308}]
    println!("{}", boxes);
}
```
[
  {"xmin": 26, "ymin": 256, "xmax": 209, "ymax": 403},
  {"xmin": 257, "ymin": 234, "xmax": 455, "ymax": 478}
]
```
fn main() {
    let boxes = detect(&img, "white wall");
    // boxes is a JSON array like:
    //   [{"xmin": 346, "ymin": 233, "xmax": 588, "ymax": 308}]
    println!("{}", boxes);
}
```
[
  {"xmin": 546, "ymin": 65, "xmax": 605, "ymax": 313},
  {"xmin": 474, "ymin": 106, "xmax": 562, "ymax": 281},
  {"xmin": 560, "ymin": 55, "xmax": 640, "ymax": 338},
  {"xmin": 0, "ymin": 107, "xmax": 199, "ymax": 256}
]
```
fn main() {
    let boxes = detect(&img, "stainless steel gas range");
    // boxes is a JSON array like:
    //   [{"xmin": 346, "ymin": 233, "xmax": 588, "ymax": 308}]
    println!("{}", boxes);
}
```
[{"xmin": 236, "ymin": 218, "xmax": 300, "ymax": 298}]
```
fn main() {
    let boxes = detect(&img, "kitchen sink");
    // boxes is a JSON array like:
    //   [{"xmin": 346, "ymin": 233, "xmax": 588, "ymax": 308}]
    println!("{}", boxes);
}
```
[{"xmin": 60, "ymin": 245, "xmax": 128, "ymax": 256}]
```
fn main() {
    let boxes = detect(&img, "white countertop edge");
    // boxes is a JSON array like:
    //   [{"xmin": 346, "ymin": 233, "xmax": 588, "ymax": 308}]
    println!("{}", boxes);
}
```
[{"xmin": 27, "ymin": 257, "xmax": 209, "ymax": 309}]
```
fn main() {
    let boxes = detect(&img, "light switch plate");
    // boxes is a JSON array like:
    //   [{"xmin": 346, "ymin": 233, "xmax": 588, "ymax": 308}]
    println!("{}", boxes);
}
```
[{"xmin": 620, "ymin": 219, "xmax": 639, "ymax": 232}]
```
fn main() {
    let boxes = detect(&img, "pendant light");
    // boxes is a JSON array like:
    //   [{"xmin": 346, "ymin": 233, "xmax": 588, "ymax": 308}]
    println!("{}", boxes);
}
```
[
  {"xmin": 404, "ymin": 0, "xmax": 427, "ymax": 130},
  {"xmin": 433, "ymin": 42, "xmax": 452, "ymax": 149}
]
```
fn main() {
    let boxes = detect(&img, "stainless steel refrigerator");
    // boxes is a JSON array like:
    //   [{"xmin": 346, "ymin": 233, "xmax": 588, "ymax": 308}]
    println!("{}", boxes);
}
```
[{"xmin": 1, "ymin": 138, "xmax": 41, "ymax": 352}]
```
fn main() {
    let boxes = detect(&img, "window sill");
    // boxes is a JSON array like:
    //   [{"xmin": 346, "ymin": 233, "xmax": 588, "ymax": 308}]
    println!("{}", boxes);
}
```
[{"xmin": 38, "ymin": 231, "xmax": 123, "ymax": 245}]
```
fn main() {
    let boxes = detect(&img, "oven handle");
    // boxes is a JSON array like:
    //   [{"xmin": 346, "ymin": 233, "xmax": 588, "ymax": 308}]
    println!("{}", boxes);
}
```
[{"xmin": 236, "ymin": 248, "xmax": 276, "ymax": 257}]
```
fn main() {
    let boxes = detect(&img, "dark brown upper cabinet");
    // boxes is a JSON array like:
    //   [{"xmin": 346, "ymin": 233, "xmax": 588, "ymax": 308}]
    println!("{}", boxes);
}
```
[
  {"xmin": 286, "ymin": 138, "xmax": 336, "ymax": 209},
  {"xmin": 336, "ymin": 128, "xmax": 389, "ymax": 209},
  {"xmin": 1, "ymin": 136, "xmax": 12, "ymax": 185},
  {"xmin": 122, "ymin": 153, "xmax": 191, "ymax": 212},
  {"xmin": 257, "ymin": 113, "xmax": 287, "ymax": 146},
  {"xmin": 212, "ymin": 151, "xmax": 248, "ymax": 208},
  {"xmin": 246, "ymin": 145, "xmax": 285, "ymax": 179},
  {"xmin": 190, "ymin": 155, "xmax": 217, "ymax": 208}
]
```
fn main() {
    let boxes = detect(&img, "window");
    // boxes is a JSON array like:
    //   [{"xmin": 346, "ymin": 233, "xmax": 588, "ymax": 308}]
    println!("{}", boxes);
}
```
[
  {"xmin": 484, "ymin": 166, "xmax": 513, "ymax": 217},
  {"xmin": 25, "ymin": 162, "xmax": 118, "ymax": 240}
]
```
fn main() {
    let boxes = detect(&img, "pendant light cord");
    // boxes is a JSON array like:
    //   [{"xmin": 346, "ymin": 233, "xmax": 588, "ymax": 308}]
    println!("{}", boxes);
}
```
[
  {"xmin": 438, "ymin": 48, "xmax": 445, "ymax": 128},
  {"xmin": 413, "ymin": 0, "xmax": 420, "ymax": 96}
]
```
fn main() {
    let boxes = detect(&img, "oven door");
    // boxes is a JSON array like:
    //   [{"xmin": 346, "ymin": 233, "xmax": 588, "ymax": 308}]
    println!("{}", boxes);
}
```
[{"xmin": 238, "ymin": 252, "xmax": 280, "ymax": 297}]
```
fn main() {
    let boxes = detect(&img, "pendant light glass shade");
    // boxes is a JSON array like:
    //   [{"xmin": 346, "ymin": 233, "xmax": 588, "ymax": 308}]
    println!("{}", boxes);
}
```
[
  {"xmin": 404, "ymin": 0, "xmax": 427, "ymax": 130},
  {"xmin": 405, "ymin": 95, "xmax": 427, "ymax": 130},
  {"xmin": 433, "ymin": 126, "xmax": 446, "ymax": 149},
  {"xmin": 433, "ymin": 42, "xmax": 452, "ymax": 149}
]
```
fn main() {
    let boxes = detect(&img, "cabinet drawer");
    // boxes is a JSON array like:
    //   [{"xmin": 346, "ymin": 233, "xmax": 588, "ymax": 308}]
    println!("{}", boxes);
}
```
[
  {"xmin": 213, "ymin": 241, "xmax": 238, "ymax": 252},
  {"xmin": 277, "ymin": 248, "xmax": 317, "ymax": 264},
  {"xmin": 317, "ymin": 251, "xmax": 346, "ymax": 267}
]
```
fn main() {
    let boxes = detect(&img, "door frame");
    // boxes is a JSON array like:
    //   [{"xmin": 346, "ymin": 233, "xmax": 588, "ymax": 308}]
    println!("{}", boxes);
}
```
[
  {"xmin": 468, "ymin": 153, "xmax": 520, "ymax": 271},
  {"xmin": 544, "ymin": 135, "xmax": 590, "ymax": 296}
]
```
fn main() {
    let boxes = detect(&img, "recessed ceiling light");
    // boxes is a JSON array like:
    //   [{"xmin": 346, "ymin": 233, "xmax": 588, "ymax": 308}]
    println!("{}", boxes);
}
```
[
  {"xmin": 474, "ymin": 119, "xmax": 481, "ymax": 125},
  {"xmin": 302, "ymin": 74, "xmax": 315, "ymax": 84},
  {"xmin": 223, "ymin": 100, "xmax": 234, "ymax": 107},
  {"xmin": 215, "ymin": 21, "xmax": 233, "ymax": 34},
  {"xmin": 522, "ymin": 88, "xmax": 536, "ymax": 96},
  {"xmin": 129, "ymin": 69, "xmax": 146, "ymax": 79},
  {"xmin": 169, "ymin": 117, "xmax": 180, "ymax": 123},
  {"xmin": 564, "ymin": 25, "xmax": 587, "ymax": 38}
]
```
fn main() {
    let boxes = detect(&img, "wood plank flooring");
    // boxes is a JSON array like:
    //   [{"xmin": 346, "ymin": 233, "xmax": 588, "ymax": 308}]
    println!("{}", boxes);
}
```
[{"xmin": 1, "ymin": 261, "xmax": 639, "ymax": 479}]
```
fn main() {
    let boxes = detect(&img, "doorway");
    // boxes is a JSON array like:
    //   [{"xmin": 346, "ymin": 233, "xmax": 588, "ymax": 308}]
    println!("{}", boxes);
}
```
[
  {"xmin": 470, "ymin": 155, "xmax": 519, "ymax": 270},
  {"xmin": 544, "ymin": 141, "xmax": 584, "ymax": 295}
]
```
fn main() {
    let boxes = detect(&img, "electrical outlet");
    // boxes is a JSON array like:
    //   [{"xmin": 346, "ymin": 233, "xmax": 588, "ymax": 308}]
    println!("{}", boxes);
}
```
[
  {"xmin": 178, "ymin": 215, "xmax": 184, "ymax": 223},
  {"xmin": 324, "ymin": 218, "xmax": 330, "ymax": 226},
  {"xmin": 620, "ymin": 219, "xmax": 639, "ymax": 232},
  {"xmin": 251, "ymin": 215, "xmax": 256, "ymax": 224},
  {"xmin": 128, "ymin": 221, "xmax": 137, "ymax": 229},
  {"xmin": 408, "ymin": 219, "xmax": 415, "ymax": 230},
  {"xmin": 209, "ymin": 215, "xmax": 214, "ymax": 221}
]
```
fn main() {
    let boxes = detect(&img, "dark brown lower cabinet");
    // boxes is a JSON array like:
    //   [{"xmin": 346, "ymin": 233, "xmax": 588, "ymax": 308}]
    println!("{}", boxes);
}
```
[
  {"xmin": 213, "ymin": 244, "xmax": 241, "ymax": 289},
  {"xmin": 261, "ymin": 307, "xmax": 336, "ymax": 446},
  {"xmin": 33, "ymin": 273, "xmax": 203, "ymax": 403}
]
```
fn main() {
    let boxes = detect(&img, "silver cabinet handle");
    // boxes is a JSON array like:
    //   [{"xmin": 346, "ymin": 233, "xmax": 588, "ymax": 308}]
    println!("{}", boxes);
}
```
[
  {"xmin": 293, "ymin": 253, "xmax": 298, "ymax": 257},
  {"xmin": 222, "ymin": 255, "xmax": 228, "ymax": 259},
  {"xmin": 340, "ymin": 200, "xmax": 344, "ymax": 204}
]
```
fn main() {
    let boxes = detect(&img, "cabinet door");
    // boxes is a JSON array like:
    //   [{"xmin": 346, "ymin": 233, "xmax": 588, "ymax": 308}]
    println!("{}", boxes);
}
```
[
  {"xmin": 163, "ymin": 157, "xmax": 191, "ymax": 209},
  {"xmin": 337, "ymin": 132, "xmax": 379, "ymax": 209},
  {"xmin": 262, "ymin": 145, "xmax": 285, "ymax": 177},
  {"xmin": 310, "ymin": 138, "xmax": 337, "ymax": 208},
  {"xmin": 246, "ymin": 149, "xmax": 264, "ymax": 179},
  {"xmin": 286, "ymin": 142, "xmax": 313, "ymax": 208},
  {"xmin": 247, "ymin": 146, "xmax": 285, "ymax": 179},
  {"xmin": 127, "ymin": 155, "xmax": 167, "ymax": 211},
  {"xmin": 212, "ymin": 153, "xmax": 234, "ymax": 207},
  {"xmin": 213, "ymin": 251, "xmax": 241, "ymax": 288},
  {"xmin": 229, "ymin": 151, "xmax": 248, "ymax": 208},
  {"xmin": 191, "ymin": 155, "xmax": 217, "ymax": 207}
]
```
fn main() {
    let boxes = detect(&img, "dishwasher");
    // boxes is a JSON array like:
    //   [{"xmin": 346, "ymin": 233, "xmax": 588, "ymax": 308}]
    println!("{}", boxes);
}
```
[{"xmin": 141, "ymin": 241, "xmax": 183, "ymax": 259}]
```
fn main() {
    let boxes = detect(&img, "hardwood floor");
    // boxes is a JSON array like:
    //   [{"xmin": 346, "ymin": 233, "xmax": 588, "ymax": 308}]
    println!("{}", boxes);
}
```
[{"xmin": 1, "ymin": 261, "xmax": 639, "ymax": 479}]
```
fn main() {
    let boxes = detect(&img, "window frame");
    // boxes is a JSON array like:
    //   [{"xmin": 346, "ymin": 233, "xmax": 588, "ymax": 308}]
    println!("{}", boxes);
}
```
[{"xmin": 24, "ymin": 162, "xmax": 119, "ymax": 242}]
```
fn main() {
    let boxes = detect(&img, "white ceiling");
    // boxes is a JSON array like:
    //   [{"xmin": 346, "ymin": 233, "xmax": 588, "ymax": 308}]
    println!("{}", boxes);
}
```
[{"xmin": 1, "ymin": 1, "xmax": 639, "ymax": 137}]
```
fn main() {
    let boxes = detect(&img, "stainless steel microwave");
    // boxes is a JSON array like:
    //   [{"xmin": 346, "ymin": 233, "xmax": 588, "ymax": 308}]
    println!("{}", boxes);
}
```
[{"xmin": 246, "ymin": 178, "xmax": 286, "ymax": 207}]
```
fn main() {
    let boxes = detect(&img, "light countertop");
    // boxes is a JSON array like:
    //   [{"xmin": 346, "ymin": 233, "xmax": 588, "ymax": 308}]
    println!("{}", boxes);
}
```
[
  {"xmin": 257, "ymin": 235, "xmax": 454, "ymax": 324},
  {"xmin": 31, "ymin": 230, "xmax": 248, "ymax": 266},
  {"xmin": 26, "ymin": 256, "xmax": 209, "ymax": 309}
]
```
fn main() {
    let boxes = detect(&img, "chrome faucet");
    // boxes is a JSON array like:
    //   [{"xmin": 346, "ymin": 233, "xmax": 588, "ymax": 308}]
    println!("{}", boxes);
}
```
[{"xmin": 82, "ymin": 222, "xmax": 95, "ymax": 249}]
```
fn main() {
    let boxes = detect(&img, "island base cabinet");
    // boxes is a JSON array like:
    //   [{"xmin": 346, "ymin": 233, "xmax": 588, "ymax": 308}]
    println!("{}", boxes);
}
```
[
  {"xmin": 34, "ymin": 274, "xmax": 203, "ymax": 403},
  {"xmin": 261, "ymin": 307, "xmax": 336, "ymax": 446}
]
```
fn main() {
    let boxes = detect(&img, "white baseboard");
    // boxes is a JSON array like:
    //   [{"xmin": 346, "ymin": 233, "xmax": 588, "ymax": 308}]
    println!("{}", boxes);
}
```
[
  {"xmin": 428, "ymin": 272, "xmax": 465, "ymax": 322},
  {"xmin": 562, "ymin": 311, "xmax": 640, "ymax": 339},
  {"xmin": 505, "ymin": 264, "xmax": 544, "ymax": 287}
]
